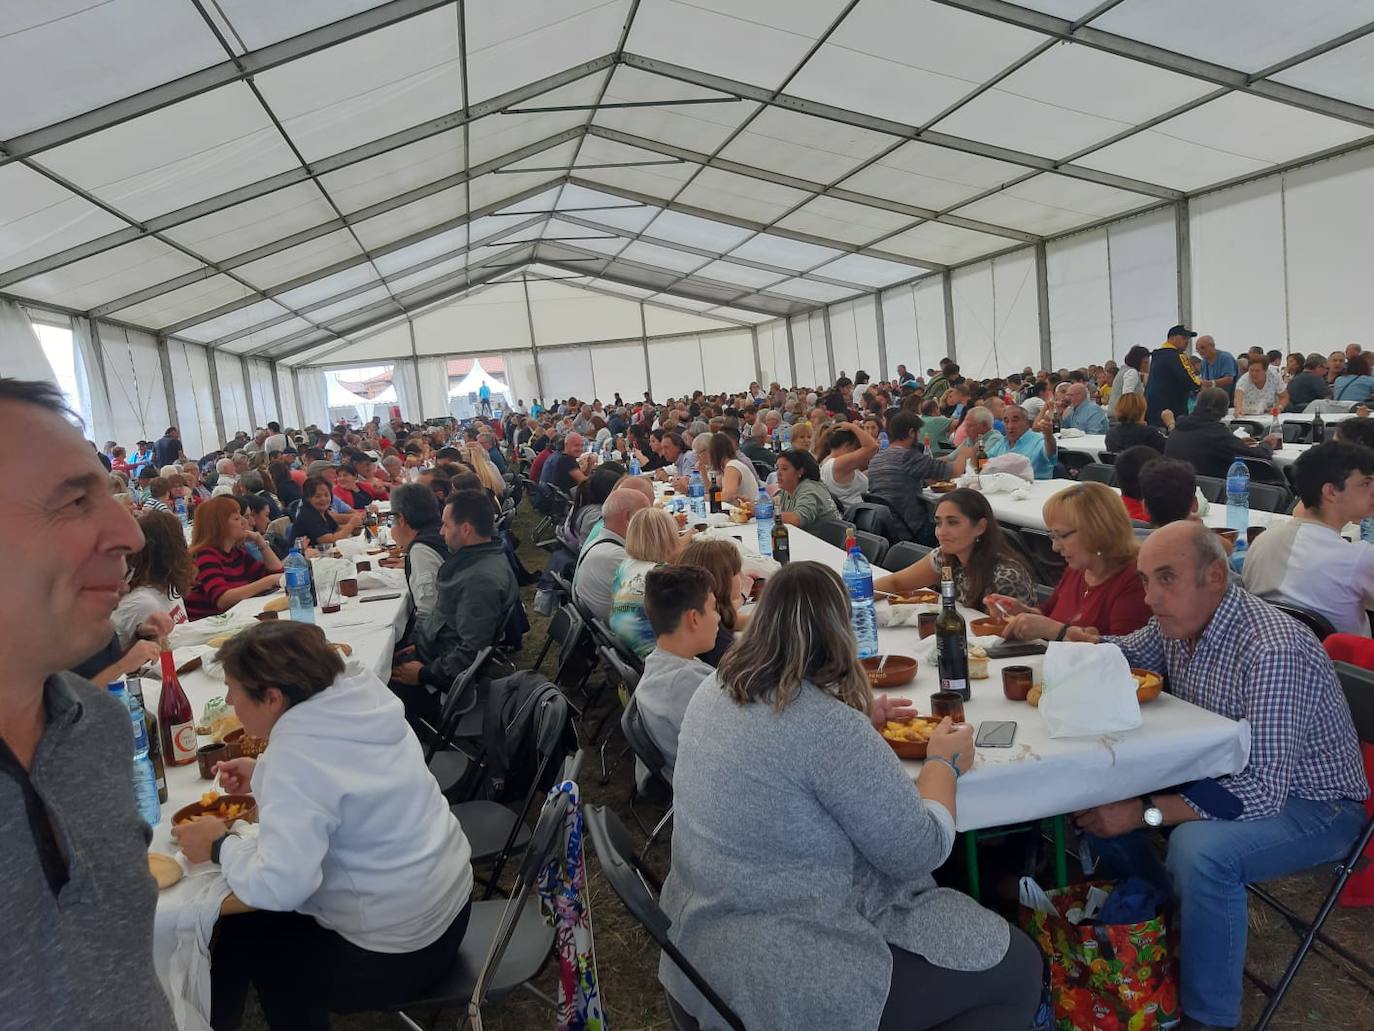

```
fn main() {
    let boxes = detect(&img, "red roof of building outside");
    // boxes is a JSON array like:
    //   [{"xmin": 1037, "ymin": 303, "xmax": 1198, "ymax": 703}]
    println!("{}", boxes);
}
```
[{"xmin": 447, "ymin": 356, "xmax": 506, "ymax": 377}]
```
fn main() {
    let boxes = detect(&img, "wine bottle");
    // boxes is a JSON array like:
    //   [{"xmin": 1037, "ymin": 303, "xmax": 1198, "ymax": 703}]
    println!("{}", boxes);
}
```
[
  {"xmin": 708, "ymin": 470, "xmax": 723, "ymax": 514},
  {"xmin": 771, "ymin": 519, "xmax": 790, "ymax": 564},
  {"xmin": 157, "ymin": 646, "xmax": 197, "ymax": 767},
  {"xmin": 935, "ymin": 566, "xmax": 970, "ymax": 701}
]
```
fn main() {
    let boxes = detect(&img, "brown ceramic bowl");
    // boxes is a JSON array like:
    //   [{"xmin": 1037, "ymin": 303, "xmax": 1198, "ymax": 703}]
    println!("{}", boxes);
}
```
[
  {"xmin": 970, "ymin": 617, "xmax": 1008, "ymax": 638},
  {"xmin": 1131, "ymin": 668, "xmax": 1165, "ymax": 703},
  {"xmin": 928, "ymin": 481, "xmax": 957, "ymax": 493},
  {"xmin": 223, "ymin": 727, "xmax": 268, "ymax": 758},
  {"xmin": 888, "ymin": 590, "xmax": 938, "ymax": 604},
  {"xmin": 878, "ymin": 716, "xmax": 941, "ymax": 760},
  {"xmin": 172, "ymin": 793, "xmax": 257, "ymax": 828},
  {"xmin": 861, "ymin": 655, "xmax": 918, "ymax": 688}
]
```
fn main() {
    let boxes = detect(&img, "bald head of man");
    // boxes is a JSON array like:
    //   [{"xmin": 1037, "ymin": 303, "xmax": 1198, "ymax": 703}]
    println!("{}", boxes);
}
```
[
  {"xmin": 613, "ymin": 474, "xmax": 655, "ymax": 505},
  {"xmin": 602, "ymin": 485, "xmax": 651, "ymax": 537},
  {"xmin": 564, "ymin": 431, "xmax": 585, "ymax": 459},
  {"xmin": 1136, "ymin": 521, "xmax": 1229, "ymax": 642}
]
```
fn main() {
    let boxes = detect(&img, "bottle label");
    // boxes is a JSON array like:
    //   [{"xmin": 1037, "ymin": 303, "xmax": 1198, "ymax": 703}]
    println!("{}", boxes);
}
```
[
  {"xmin": 941, "ymin": 677, "xmax": 970, "ymax": 697},
  {"xmin": 170, "ymin": 721, "xmax": 198, "ymax": 763},
  {"xmin": 285, "ymin": 567, "xmax": 310, "ymax": 591}
]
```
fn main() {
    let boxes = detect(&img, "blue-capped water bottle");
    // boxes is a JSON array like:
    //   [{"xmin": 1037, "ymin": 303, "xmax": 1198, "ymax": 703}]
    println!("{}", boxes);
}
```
[
  {"xmin": 689, "ymin": 470, "xmax": 706, "ymax": 524},
  {"xmin": 284, "ymin": 540, "xmax": 316, "ymax": 624},
  {"xmin": 780, "ymin": 422, "xmax": 792, "ymax": 450},
  {"xmin": 842, "ymin": 534, "xmax": 880, "ymax": 659},
  {"xmin": 1226, "ymin": 458, "xmax": 1250, "ymax": 569},
  {"xmin": 174, "ymin": 494, "xmax": 188, "ymax": 526},
  {"xmin": 878, "ymin": 430, "xmax": 889, "ymax": 451},
  {"xmin": 109, "ymin": 680, "xmax": 160, "ymax": 827},
  {"xmin": 1361, "ymin": 515, "xmax": 1374, "ymax": 546},
  {"xmin": 629, "ymin": 451, "xmax": 642, "ymax": 476},
  {"xmin": 755, "ymin": 487, "xmax": 774, "ymax": 558}
]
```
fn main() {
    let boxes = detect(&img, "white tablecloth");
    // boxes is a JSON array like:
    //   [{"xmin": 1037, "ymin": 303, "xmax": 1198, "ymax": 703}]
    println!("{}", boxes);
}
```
[
  {"xmin": 707, "ymin": 522, "xmax": 1251, "ymax": 833},
  {"xmin": 147, "ymin": 534, "xmax": 411, "ymax": 1006},
  {"xmin": 920, "ymin": 477, "xmax": 1287, "ymax": 533},
  {"xmin": 1055, "ymin": 431, "xmax": 1305, "ymax": 469}
]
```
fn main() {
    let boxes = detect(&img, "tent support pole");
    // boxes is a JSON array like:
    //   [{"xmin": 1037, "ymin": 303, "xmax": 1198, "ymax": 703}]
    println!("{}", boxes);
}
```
[
  {"xmin": 291, "ymin": 368, "xmax": 306, "ymax": 430},
  {"xmin": 785, "ymin": 317, "xmax": 798, "ymax": 389},
  {"xmin": 269, "ymin": 361, "xmax": 284, "ymax": 425},
  {"xmin": 942, "ymin": 271, "xmax": 957, "ymax": 363},
  {"xmin": 407, "ymin": 320, "xmax": 423, "ymax": 422},
  {"xmin": 751, "ymin": 326, "xmax": 762, "ymax": 386},
  {"xmin": 156, "ymin": 335, "xmax": 178, "ymax": 430},
  {"xmin": 1175, "ymin": 199, "xmax": 1191, "ymax": 328},
  {"xmin": 1035, "ymin": 242, "xmax": 1052, "ymax": 372},
  {"xmin": 821, "ymin": 308, "xmax": 836, "ymax": 383},
  {"xmin": 874, "ymin": 292, "xmax": 888, "ymax": 381},
  {"xmin": 640, "ymin": 303, "xmax": 652, "ymax": 400},
  {"xmin": 520, "ymin": 276, "xmax": 544, "ymax": 403},
  {"xmin": 204, "ymin": 350, "xmax": 226, "ymax": 446},
  {"xmin": 240, "ymin": 357, "xmax": 258, "ymax": 430}
]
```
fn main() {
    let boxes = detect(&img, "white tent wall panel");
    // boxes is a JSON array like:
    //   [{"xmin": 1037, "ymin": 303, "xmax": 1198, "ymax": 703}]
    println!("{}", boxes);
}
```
[
  {"xmin": 1189, "ymin": 178, "xmax": 1288, "ymax": 355},
  {"xmin": 641, "ymin": 305, "xmax": 737, "ymax": 337},
  {"xmin": 913, "ymin": 276, "xmax": 949, "ymax": 374},
  {"xmin": 305, "ymin": 321, "xmax": 418, "ymax": 367},
  {"xmin": 648, "ymin": 336, "xmax": 706, "ymax": 398},
  {"xmin": 167, "ymin": 340, "xmax": 220, "ymax": 459},
  {"xmin": 278, "ymin": 366, "xmax": 302, "ymax": 434},
  {"xmin": 246, "ymin": 359, "xmax": 278, "ymax": 425},
  {"xmin": 536, "ymin": 348, "xmax": 596, "ymax": 403},
  {"xmin": 700, "ymin": 332, "xmax": 757, "ymax": 395},
  {"xmin": 952, "ymin": 249, "xmax": 1039, "ymax": 378},
  {"xmin": 880, "ymin": 287, "xmax": 919, "ymax": 378},
  {"xmin": 417, "ymin": 356, "xmax": 449, "ymax": 420},
  {"xmin": 1106, "ymin": 207, "xmax": 1178, "ymax": 360},
  {"xmin": 498, "ymin": 352, "xmax": 541, "ymax": 408},
  {"xmin": 788, "ymin": 313, "xmax": 823, "ymax": 389},
  {"xmin": 297, "ymin": 368, "xmax": 330, "ymax": 429},
  {"xmin": 1282, "ymin": 148, "xmax": 1374, "ymax": 352},
  {"xmin": 528, "ymin": 288, "xmax": 642, "ymax": 347},
  {"xmin": 411, "ymin": 286, "xmax": 533, "ymax": 355},
  {"xmin": 213, "ymin": 350, "xmax": 253, "ymax": 437},
  {"xmin": 589, "ymin": 342, "xmax": 649, "ymax": 403},
  {"xmin": 1047, "ymin": 230, "xmax": 1113, "ymax": 372},
  {"xmin": 97, "ymin": 323, "xmax": 170, "ymax": 447},
  {"xmin": 756, "ymin": 320, "xmax": 790, "ymax": 387}
]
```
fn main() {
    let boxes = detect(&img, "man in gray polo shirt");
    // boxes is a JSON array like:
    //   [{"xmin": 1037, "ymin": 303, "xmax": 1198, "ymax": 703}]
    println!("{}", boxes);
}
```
[
  {"xmin": 0, "ymin": 379, "xmax": 175, "ymax": 1027},
  {"xmin": 574, "ymin": 486, "xmax": 649, "ymax": 621}
]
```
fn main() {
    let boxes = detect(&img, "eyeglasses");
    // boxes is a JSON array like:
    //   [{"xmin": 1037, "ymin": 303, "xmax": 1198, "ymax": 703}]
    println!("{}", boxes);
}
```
[{"xmin": 1048, "ymin": 529, "xmax": 1078, "ymax": 544}]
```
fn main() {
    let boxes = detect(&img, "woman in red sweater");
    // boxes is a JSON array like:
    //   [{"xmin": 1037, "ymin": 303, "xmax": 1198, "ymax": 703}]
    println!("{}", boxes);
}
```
[{"xmin": 987, "ymin": 482, "xmax": 1150, "ymax": 639}]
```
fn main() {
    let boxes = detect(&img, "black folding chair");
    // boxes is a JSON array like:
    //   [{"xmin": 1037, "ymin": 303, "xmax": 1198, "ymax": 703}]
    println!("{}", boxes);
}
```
[
  {"xmin": 391, "ymin": 791, "xmax": 566, "ymax": 1030},
  {"xmin": 1281, "ymin": 421, "xmax": 1311, "ymax": 444},
  {"xmin": 885, "ymin": 540, "xmax": 932, "ymax": 570},
  {"xmin": 1195, "ymin": 475, "xmax": 1228, "ymax": 504},
  {"xmin": 1243, "ymin": 456, "xmax": 1289, "ymax": 488},
  {"xmin": 1247, "ymin": 481, "xmax": 1291, "ymax": 513},
  {"xmin": 621, "ymin": 695, "xmax": 675, "ymax": 852},
  {"xmin": 751, "ymin": 459, "xmax": 773, "ymax": 481},
  {"xmin": 1229, "ymin": 418, "xmax": 1267, "ymax": 438},
  {"xmin": 1007, "ymin": 525, "xmax": 1065, "ymax": 587},
  {"xmin": 810, "ymin": 518, "xmax": 854, "ymax": 551},
  {"xmin": 1079, "ymin": 462, "xmax": 1118, "ymax": 487},
  {"xmin": 862, "ymin": 491, "xmax": 923, "ymax": 542},
  {"xmin": 1268, "ymin": 601, "xmax": 1338, "ymax": 641},
  {"xmin": 1245, "ymin": 661, "xmax": 1374, "ymax": 1029},
  {"xmin": 423, "ymin": 646, "xmax": 497, "ymax": 792},
  {"xmin": 585, "ymin": 806, "xmax": 747, "ymax": 1031},
  {"xmin": 853, "ymin": 528, "xmax": 888, "ymax": 566},
  {"xmin": 1058, "ymin": 450, "xmax": 1094, "ymax": 478},
  {"xmin": 595, "ymin": 643, "xmax": 642, "ymax": 783},
  {"xmin": 844, "ymin": 501, "xmax": 898, "ymax": 542},
  {"xmin": 452, "ymin": 696, "xmax": 578, "ymax": 898}
]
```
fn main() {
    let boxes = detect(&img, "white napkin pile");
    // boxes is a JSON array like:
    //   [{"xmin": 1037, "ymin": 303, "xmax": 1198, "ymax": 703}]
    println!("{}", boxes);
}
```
[
  {"xmin": 168, "ymin": 610, "xmax": 258, "ymax": 649},
  {"xmin": 978, "ymin": 472, "xmax": 1033, "ymax": 499},
  {"xmin": 1038, "ymin": 641, "xmax": 1141, "ymax": 738},
  {"xmin": 1059, "ymin": 428, "xmax": 1085, "ymax": 438}
]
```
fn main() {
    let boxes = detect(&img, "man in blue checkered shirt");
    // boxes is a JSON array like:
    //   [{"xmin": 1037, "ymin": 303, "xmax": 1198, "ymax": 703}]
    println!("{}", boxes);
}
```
[{"xmin": 1068, "ymin": 521, "xmax": 1367, "ymax": 1031}]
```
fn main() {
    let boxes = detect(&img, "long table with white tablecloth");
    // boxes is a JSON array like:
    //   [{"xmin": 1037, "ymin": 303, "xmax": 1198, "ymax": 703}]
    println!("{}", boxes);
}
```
[
  {"xmin": 705, "ymin": 520, "xmax": 1250, "ymax": 833},
  {"xmin": 1054, "ymin": 431, "xmax": 1309, "ymax": 469}
]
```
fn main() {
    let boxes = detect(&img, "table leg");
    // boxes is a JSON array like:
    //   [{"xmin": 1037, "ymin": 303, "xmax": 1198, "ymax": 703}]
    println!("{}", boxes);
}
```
[
  {"xmin": 964, "ymin": 832, "xmax": 980, "ymax": 902},
  {"xmin": 1051, "ymin": 815, "xmax": 1068, "ymax": 889}
]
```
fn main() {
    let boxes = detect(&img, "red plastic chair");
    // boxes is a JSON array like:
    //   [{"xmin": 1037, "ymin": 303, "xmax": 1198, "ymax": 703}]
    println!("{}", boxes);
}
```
[{"xmin": 1322, "ymin": 634, "xmax": 1374, "ymax": 906}]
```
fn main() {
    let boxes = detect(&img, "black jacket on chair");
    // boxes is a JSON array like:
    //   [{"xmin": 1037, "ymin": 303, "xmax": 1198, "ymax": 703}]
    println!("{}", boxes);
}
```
[{"xmin": 1163, "ymin": 414, "xmax": 1273, "ymax": 479}]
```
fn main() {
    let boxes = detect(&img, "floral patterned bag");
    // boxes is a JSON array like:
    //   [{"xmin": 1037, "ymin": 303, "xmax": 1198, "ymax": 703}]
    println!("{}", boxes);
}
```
[{"xmin": 1022, "ymin": 881, "xmax": 1179, "ymax": 1031}]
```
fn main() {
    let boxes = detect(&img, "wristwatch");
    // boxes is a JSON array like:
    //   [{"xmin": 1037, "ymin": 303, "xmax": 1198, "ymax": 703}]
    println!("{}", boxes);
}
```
[{"xmin": 1141, "ymin": 795, "xmax": 1164, "ymax": 829}]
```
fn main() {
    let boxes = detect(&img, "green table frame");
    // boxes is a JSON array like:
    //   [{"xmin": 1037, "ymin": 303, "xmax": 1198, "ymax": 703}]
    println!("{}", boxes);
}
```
[{"xmin": 960, "ymin": 814, "xmax": 1069, "ymax": 903}]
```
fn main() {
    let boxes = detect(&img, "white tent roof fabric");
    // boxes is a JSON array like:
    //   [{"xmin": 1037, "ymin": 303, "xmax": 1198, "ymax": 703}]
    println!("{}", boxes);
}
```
[{"xmin": 3, "ymin": 0, "xmax": 1374, "ymax": 371}]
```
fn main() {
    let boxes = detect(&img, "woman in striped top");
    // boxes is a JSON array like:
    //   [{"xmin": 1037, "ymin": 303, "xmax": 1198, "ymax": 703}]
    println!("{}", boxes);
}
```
[{"xmin": 186, "ymin": 496, "xmax": 284, "ymax": 620}]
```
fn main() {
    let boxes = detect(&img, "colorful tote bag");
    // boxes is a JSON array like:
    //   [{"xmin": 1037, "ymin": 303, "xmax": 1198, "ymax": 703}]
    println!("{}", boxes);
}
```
[{"xmin": 1022, "ymin": 881, "xmax": 1179, "ymax": 1031}]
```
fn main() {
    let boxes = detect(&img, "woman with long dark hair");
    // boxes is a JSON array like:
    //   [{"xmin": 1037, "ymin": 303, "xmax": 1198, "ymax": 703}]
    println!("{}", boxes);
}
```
[
  {"xmin": 873, "ymin": 488, "xmax": 1036, "ymax": 609},
  {"xmin": 659, "ymin": 561, "xmax": 1041, "ymax": 1029}
]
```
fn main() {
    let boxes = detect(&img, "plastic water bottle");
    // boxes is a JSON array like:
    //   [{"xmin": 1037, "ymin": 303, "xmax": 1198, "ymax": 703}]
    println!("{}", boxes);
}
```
[
  {"xmin": 174, "ymin": 495, "xmax": 188, "ymax": 526},
  {"xmin": 629, "ymin": 452, "xmax": 642, "ymax": 476},
  {"xmin": 283, "ymin": 544, "xmax": 316, "ymax": 624},
  {"xmin": 1226, "ymin": 458, "xmax": 1250, "ymax": 567},
  {"xmin": 755, "ymin": 487, "xmax": 775, "ymax": 558},
  {"xmin": 688, "ymin": 470, "xmax": 707, "ymax": 523},
  {"xmin": 109, "ymin": 681, "xmax": 160, "ymax": 827},
  {"xmin": 1361, "ymin": 516, "xmax": 1374, "ymax": 546},
  {"xmin": 842, "ymin": 536, "xmax": 880, "ymax": 659},
  {"xmin": 781, "ymin": 423, "xmax": 792, "ymax": 450},
  {"xmin": 878, "ymin": 430, "xmax": 889, "ymax": 451}
]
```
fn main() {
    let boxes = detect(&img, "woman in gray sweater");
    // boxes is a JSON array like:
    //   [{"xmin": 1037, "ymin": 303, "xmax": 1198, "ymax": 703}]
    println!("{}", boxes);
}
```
[{"xmin": 660, "ymin": 562, "xmax": 1041, "ymax": 1030}]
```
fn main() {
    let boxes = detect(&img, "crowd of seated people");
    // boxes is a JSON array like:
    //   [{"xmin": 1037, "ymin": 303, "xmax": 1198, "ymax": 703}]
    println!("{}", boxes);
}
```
[{"xmin": 27, "ymin": 323, "xmax": 1374, "ymax": 1031}]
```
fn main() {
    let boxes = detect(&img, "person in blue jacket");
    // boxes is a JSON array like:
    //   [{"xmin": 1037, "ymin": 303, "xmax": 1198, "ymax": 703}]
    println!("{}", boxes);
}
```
[{"xmin": 1145, "ymin": 325, "xmax": 1201, "ymax": 426}]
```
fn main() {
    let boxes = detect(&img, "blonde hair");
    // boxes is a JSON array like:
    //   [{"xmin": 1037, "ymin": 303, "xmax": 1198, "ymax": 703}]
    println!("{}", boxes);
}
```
[
  {"xmin": 1042, "ymin": 481, "xmax": 1138, "ymax": 575},
  {"xmin": 1115, "ymin": 392, "xmax": 1146, "ymax": 425},
  {"xmin": 718, "ymin": 562, "xmax": 871, "ymax": 714},
  {"xmin": 624, "ymin": 507, "xmax": 681, "ymax": 563},
  {"xmin": 467, "ymin": 443, "xmax": 506, "ymax": 494},
  {"xmin": 789, "ymin": 422, "xmax": 813, "ymax": 451}
]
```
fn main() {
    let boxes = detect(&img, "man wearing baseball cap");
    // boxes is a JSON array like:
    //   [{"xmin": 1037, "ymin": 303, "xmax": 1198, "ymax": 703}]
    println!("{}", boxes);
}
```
[{"xmin": 1145, "ymin": 324, "xmax": 1201, "ymax": 426}]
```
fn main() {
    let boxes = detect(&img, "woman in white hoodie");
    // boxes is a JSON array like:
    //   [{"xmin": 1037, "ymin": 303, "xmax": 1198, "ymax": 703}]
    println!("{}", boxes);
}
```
[{"xmin": 172, "ymin": 621, "xmax": 473, "ymax": 1030}]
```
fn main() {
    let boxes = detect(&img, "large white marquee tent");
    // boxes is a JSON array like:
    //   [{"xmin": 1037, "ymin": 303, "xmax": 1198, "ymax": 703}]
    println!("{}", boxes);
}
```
[{"xmin": 4, "ymin": 0, "xmax": 1374, "ymax": 457}]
